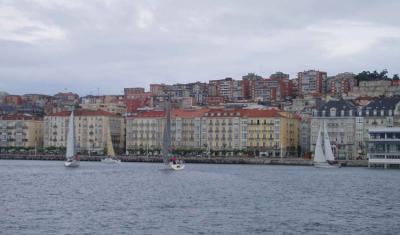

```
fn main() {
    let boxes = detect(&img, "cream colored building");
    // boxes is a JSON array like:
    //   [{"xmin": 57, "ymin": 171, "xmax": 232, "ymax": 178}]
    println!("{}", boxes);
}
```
[
  {"xmin": 44, "ymin": 109, "xmax": 125, "ymax": 154},
  {"xmin": 0, "ymin": 115, "xmax": 43, "ymax": 148},
  {"xmin": 126, "ymin": 108, "xmax": 300, "ymax": 157},
  {"xmin": 201, "ymin": 109, "xmax": 245, "ymax": 151},
  {"xmin": 126, "ymin": 109, "xmax": 208, "ymax": 153}
]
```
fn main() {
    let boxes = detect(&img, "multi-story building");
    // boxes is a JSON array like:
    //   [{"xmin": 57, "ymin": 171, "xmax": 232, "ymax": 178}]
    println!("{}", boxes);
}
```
[
  {"xmin": 44, "ymin": 109, "xmax": 125, "ymax": 154},
  {"xmin": 3, "ymin": 95, "xmax": 22, "ymax": 106},
  {"xmin": 126, "ymin": 110, "xmax": 165, "ymax": 153},
  {"xmin": 368, "ymin": 128, "xmax": 400, "ymax": 168},
  {"xmin": 354, "ymin": 96, "xmax": 400, "ymax": 159},
  {"xmin": 126, "ymin": 108, "xmax": 300, "ymax": 157},
  {"xmin": 242, "ymin": 109, "xmax": 299, "ymax": 157},
  {"xmin": 327, "ymin": 73, "xmax": 356, "ymax": 97},
  {"xmin": 126, "ymin": 109, "xmax": 208, "ymax": 153},
  {"xmin": 22, "ymin": 94, "xmax": 51, "ymax": 107},
  {"xmin": 202, "ymin": 109, "xmax": 245, "ymax": 151},
  {"xmin": 297, "ymin": 70, "xmax": 326, "ymax": 96},
  {"xmin": 312, "ymin": 97, "xmax": 400, "ymax": 160},
  {"xmin": 0, "ymin": 115, "xmax": 43, "ymax": 148},
  {"xmin": 311, "ymin": 99, "xmax": 357, "ymax": 160},
  {"xmin": 124, "ymin": 88, "xmax": 152, "ymax": 113},
  {"xmin": 209, "ymin": 77, "xmax": 235, "ymax": 101}
]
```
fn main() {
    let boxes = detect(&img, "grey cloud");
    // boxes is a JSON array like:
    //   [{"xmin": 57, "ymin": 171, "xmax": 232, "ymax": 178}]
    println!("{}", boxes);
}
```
[{"xmin": 0, "ymin": 0, "xmax": 400, "ymax": 95}]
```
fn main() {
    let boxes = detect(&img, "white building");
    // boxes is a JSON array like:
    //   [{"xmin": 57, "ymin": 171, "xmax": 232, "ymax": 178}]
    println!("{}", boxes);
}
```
[{"xmin": 368, "ymin": 128, "xmax": 400, "ymax": 168}]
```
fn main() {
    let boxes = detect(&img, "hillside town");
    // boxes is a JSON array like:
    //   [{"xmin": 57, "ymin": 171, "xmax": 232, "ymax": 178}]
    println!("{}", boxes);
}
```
[{"xmin": 1, "ymin": 69, "xmax": 400, "ymax": 161}]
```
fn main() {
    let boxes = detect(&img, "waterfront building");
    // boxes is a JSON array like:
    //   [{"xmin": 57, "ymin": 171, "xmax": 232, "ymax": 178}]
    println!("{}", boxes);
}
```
[
  {"xmin": 311, "ymin": 99, "xmax": 357, "ymax": 160},
  {"xmin": 126, "ymin": 110, "xmax": 165, "ymax": 154},
  {"xmin": 354, "ymin": 96, "xmax": 400, "ymax": 158},
  {"xmin": 368, "ymin": 128, "xmax": 400, "ymax": 168},
  {"xmin": 126, "ymin": 109, "xmax": 208, "ymax": 154},
  {"xmin": 242, "ymin": 109, "xmax": 300, "ymax": 157},
  {"xmin": 0, "ymin": 114, "xmax": 43, "ymax": 149},
  {"xmin": 297, "ymin": 70, "xmax": 327, "ymax": 96},
  {"xmin": 311, "ymin": 97, "xmax": 400, "ymax": 160},
  {"xmin": 126, "ymin": 108, "xmax": 300, "ymax": 157},
  {"xmin": 202, "ymin": 109, "xmax": 245, "ymax": 152},
  {"xmin": 44, "ymin": 109, "xmax": 125, "ymax": 154}
]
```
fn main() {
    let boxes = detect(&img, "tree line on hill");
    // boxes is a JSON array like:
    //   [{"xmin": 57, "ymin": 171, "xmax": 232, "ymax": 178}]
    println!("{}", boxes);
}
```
[{"xmin": 355, "ymin": 69, "xmax": 399, "ymax": 83}]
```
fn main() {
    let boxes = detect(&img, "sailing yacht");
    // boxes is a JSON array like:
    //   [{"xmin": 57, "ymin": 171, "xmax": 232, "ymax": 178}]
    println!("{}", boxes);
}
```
[
  {"xmin": 101, "ymin": 122, "xmax": 121, "ymax": 164},
  {"xmin": 64, "ymin": 111, "xmax": 80, "ymax": 167},
  {"xmin": 162, "ymin": 96, "xmax": 185, "ymax": 170},
  {"xmin": 313, "ymin": 121, "xmax": 340, "ymax": 168}
]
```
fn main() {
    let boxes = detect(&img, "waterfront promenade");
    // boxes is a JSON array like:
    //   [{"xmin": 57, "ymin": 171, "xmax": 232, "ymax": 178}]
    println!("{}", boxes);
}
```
[{"xmin": 0, "ymin": 154, "xmax": 368, "ymax": 167}]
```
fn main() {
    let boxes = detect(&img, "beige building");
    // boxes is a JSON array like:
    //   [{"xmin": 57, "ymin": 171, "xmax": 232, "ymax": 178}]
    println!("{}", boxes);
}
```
[
  {"xmin": 126, "ymin": 109, "xmax": 208, "ymax": 153},
  {"xmin": 0, "ymin": 115, "xmax": 43, "ymax": 148},
  {"xmin": 202, "ymin": 109, "xmax": 245, "ymax": 151},
  {"xmin": 44, "ymin": 109, "xmax": 125, "ymax": 154},
  {"xmin": 126, "ymin": 108, "xmax": 300, "ymax": 157}
]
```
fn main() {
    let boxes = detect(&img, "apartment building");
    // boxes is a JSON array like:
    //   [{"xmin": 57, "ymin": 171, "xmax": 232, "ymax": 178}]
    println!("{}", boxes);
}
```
[
  {"xmin": 0, "ymin": 114, "xmax": 43, "ymax": 148},
  {"xmin": 44, "ymin": 109, "xmax": 125, "ymax": 154}
]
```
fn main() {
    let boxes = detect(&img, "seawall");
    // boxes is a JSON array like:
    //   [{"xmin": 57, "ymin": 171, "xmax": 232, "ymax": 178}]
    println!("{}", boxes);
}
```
[{"xmin": 0, "ymin": 154, "xmax": 368, "ymax": 167}]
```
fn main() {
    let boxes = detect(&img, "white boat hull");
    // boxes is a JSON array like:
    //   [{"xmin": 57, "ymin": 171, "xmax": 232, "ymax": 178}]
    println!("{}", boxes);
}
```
[
  {"xmin": 314, "ymin": 162, "xmax": 340, "ymax": 168},
  {"xmin": 64, "ymin": 160, "xmax": 80, "ymax": 167},
  {"xmin": 101, "ymin": 158, "xmax": 121, "ymax": 164},
  {"xmin": 168, "ymin": 161, "xmax": 185, "ymax": 170}
]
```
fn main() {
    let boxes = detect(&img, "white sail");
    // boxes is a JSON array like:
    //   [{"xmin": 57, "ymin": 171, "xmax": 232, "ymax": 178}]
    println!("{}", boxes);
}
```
[
  {"xmin": 106, "ymin": 122, "xmax": 116, "ymax": 157},
  {"xmin": 66, "ymin": 111, "xmax": 75, "ymax": 160},
  {"xmin": 323, "ymin": 122, "xmax": 335, "ymax": 161},
  {"xmin": 314, "ymin": 123, "xmax": 326, "ymax": 163}
]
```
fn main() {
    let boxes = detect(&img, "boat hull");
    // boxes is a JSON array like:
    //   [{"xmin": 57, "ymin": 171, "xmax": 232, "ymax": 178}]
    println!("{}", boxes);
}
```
[
  {"xmin": 101, "ymin": 158, "xmax": 121, "ymax": 164},
  {"xmin": 64, "ymin": 160, "xmax": 80, "ymax": 167},
  {"xmin": 314, "ymin": 162, "xmax": 340, "ymax": 168},
  {"xmin": 168, "ymin": 162, "xmax": 185, "ymax": 170}
]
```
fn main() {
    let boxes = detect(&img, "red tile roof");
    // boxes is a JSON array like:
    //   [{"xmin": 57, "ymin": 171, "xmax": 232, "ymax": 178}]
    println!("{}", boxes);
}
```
[
  {"xmin": 241, "ymin": 109, "xmax": 284, "ymax": 118},
  {"xmin": 171, "ymin": 108, "xmax": 209, "ymax": 118},
  {"xmin": 46, "ymin": 109, "xmax": 117, "ymax": 117},
  {"xmin": 0, "ymin": 114, "xmax": 43, "ymax": 121}
]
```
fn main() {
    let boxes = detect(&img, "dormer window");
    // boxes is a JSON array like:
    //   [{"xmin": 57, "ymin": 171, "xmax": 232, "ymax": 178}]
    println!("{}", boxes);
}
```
[
  {"xmin": 322, "ymin": 110, "xmax": 326, "ymax": 117},
  {"xmin": 373, "ymin": 109, "xmax": 377, "ymax": 116},
  {"xmin": 349, "ymin": 110, "xmax": 353, "ymax": 116},
  {"xmin": 330, "ymin": 108, "xmax": 336, "ymax": 117},
  {"xmin": 380, "ymin": 110, "xmax": 384, "ymax": 116},
  {"xmin": 341, "ymin": 110, "xmax": 345, "ymax": 116}
]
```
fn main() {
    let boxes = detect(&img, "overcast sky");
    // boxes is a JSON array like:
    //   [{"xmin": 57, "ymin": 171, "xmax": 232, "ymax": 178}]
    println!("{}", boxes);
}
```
[{"xmin": 1, "ymin": 0, "xmax": 400, "ymax": 95}]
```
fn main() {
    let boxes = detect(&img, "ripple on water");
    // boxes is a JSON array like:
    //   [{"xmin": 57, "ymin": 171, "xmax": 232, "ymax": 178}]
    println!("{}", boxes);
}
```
[{"xmin": 1, "ymin": 161, "xmax": 400, "ymax": 234}]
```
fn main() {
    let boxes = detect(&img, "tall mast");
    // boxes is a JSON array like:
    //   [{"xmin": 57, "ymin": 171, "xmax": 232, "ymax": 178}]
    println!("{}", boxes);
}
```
[{"xmin": 162, "ymin": 95, "xmax": 172, "ymax": 164}]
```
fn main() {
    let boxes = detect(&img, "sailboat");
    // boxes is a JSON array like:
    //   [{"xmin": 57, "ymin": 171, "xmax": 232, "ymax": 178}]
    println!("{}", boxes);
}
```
[
  {"xmin": 64, "ymin": 110, "xmax": 80, "ymax": 167},
  {"xmin": 162, "ymin": 96, "xmax": 185, "ymax": 170},
  {"xmin": 101, "ymin": 122, "xmax": 121, "ymax": 164},
  {"xmin": 313, "ymin": 121, "xmax": 340, "ymax": 168}
]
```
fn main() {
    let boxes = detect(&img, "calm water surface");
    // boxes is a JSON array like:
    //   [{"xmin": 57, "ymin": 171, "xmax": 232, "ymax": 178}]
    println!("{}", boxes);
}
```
[{"xmin": 1, "ymin": 160, "xmax": 399, "ymax": 234}]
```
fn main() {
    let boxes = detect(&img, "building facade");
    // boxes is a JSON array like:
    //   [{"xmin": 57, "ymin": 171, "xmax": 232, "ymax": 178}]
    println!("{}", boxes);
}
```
[
  {"xmin": 44, "ymin": 109, "xmax": 125, "ymax": 154},
  {"xmin": 0, "ymin": 115, "xmax": 43, "ymax": 148},
  {"xmin": 368, "ymin": 128, "xmax": 400, "ymax": 168},
  {"xmin": 298, "ymin": 70, "xmax": 326, "ymax": 96}
]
